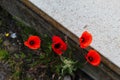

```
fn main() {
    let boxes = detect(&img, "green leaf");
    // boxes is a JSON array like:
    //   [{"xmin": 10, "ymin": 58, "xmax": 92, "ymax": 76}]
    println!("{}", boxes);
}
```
[
  {"xmin": 48, "ymin": 43, "xmax": 52, "ymax": 52},
  {"xmin": 14, "ymin": 54, "xmax": 19, "ymax": 59},
  {"xmin": 20, "ymin": 52, "xmax": 26, "ymax": 59},
  {"xmin": 39, "ymin": 54, "xmax": 45, "ymax": 59},
  {"xmin": 60, "ymin": 56, "xmax": 78, "ymax": 75},
  {"xmin": 12, "ymin": 70, "xmax": 21, "ymax": 80}
]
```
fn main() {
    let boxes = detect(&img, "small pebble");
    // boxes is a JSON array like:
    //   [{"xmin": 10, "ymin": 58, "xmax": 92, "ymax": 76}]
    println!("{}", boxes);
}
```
[
  {"xmin": 3, "ymin": 40, "xmax": 10, "ymax": 46},
  {"xmin": 10, "ymin": 33, "xmax": 17, "ymax": 38},
  {"xmin": 63, "ymin": 75, "xmax": 71, "ymax": 80},
  {"xmin": 12, "ymin": 43, "xmax": 16, "ymax": 45}
]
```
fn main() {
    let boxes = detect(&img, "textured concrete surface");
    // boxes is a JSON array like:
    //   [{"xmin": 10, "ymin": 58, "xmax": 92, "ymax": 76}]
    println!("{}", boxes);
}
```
[{"xmin": 29, "ymin": 0, "xmax": 120, "ymax": 68}]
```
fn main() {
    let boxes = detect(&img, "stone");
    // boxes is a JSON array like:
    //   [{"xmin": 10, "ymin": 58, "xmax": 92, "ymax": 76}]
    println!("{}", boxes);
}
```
[{"xmin": 63, "ymin": 75, "xmax": 71, "ymax": 80}]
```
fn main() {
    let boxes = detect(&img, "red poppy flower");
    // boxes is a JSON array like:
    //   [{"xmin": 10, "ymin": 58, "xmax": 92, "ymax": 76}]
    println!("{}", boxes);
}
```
[
  {"xmin": 52, "ymin": 36, "xmax": 67, "ymax": 55},
  {"xmin": 85, "ymin": 50, "xmax": 101, "ymax": 66},
  {"xmin": 79, "ymin": 31, "xmax": 92, "ymax": 48},
  {"xmin": 24, "ymin": 36, "xmax": 41, "ymax": 50}
]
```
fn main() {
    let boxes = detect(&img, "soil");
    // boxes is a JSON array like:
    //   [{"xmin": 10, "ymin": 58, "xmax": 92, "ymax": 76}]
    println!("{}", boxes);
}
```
[{"xmin": 0, "ymin": 6, "xmax": 93, "ymax": 80}]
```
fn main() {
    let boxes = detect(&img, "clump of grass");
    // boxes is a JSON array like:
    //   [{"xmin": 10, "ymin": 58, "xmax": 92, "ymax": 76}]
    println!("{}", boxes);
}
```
[{"xmin": 0, "ymin": 49, "xmax": 9, "ymax": 60}]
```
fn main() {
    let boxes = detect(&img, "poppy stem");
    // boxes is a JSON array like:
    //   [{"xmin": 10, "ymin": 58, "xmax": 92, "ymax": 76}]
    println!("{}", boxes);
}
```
[
  {"xmin": 59, "ymin": 56, "xmax": 64, "ymax": 62},
  {"xmin": 49, "ymin": 60, "xmax": 57, "ymax": 65},
  {"xmin": 83, "ymin": 61, "xmax": 88, "ymax": 65}
]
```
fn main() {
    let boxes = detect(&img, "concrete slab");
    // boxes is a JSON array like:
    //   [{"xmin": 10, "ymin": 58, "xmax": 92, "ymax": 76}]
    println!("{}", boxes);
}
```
[{"xmin": 29, "ymin": 0, "xmax": 120, "ymax": 68}]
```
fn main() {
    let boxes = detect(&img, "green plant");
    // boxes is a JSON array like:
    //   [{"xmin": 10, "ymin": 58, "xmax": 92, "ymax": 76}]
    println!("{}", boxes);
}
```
[
  {"xmin": 0, "ymin": 49, "xmax": 9, "ymax": 60},
  {"xmin": 60, "ymin": 57, "xmax": 78, "ymax": 75}
]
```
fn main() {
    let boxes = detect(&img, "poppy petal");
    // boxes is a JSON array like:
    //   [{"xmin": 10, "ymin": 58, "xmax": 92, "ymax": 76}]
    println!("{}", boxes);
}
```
[
  {"xmin": 79, "ymin": 31, "xmax": 92, "ymax": 48},
  {"xmin": 52, "ymin": 36, "xmax": 63, "ymax": 43},
  {"xmin": 52, "ymin": 36, "xmax": 67, "ymax": 55},
  {"xmin": 24, "ymin": 36, "xmax": 41, "ymax": 50},
  {"xmin": 85, "ymin": 50, "xmax": 101, "ymax": 66}
]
